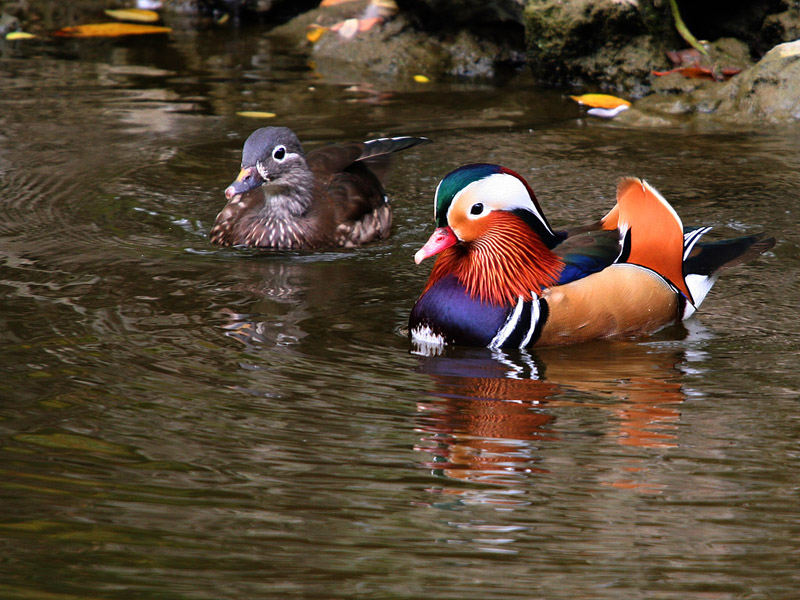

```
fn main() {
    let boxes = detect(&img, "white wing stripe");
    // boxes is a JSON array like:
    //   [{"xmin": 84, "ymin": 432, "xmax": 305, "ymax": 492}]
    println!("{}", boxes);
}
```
[
  {"xmin": 520, "ymin": 294, "xmax": 540, "ymax": 348},
  {"xmin": 489, "ymin": 296, "xmax": 524, "ymax": 349}
]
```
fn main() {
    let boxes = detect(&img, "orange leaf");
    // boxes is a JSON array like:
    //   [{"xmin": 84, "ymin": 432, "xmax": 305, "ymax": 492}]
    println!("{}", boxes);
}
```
[
  {"xmin": 53, "ymin": 22, "xmax": 171, "ymax": 38},
  {"xmin": 306, "ymin": 24, "xmax": 327, "ymax": 43},
  {"xmin": 569, "ymin": 93, "xmax": 631, "ymax": 110},
  {"xmin": 652, "ymin": 66, "xmax": 741, "ymax": 81}
]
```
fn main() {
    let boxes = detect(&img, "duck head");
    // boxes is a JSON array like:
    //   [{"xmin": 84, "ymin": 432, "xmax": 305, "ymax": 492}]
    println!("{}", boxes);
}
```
[
  {"xmin": 414, "ymin": 164, "xmax": 562, "ymax": 264},
  {"xmin": 414, "ymin": 164, "xmax": 565, "ymax": 306},
  {"xmin": 224, "ymin": 127, "xmax": 309, "ymax": 200}
]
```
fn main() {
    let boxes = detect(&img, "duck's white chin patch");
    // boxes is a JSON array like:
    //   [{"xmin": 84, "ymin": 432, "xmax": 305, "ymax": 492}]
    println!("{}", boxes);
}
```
[{"xmin": 410, "ymin": 325, "xmax": 447, "ymax": 356}]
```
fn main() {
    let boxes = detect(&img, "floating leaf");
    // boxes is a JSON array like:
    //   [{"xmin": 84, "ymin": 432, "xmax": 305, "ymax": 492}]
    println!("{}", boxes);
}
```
[
  {"xmin": 53, "ymin": 22, "xmax": 171, "ymax": 38},
  {"xmin": 569, "ymin": 94, "xmax": 631, "ymax": 110},
  {"xmin": 306, "ymin": 24, "xmax": 327, "ymax": 43},
  {"xmin": 236, "ymin": 111, "xmax": 277, "ymax": 119},
  {"xmin": 5, "ymin": 31, "xmax": 37, "ymax": 40},
  {"xmin": 104, "ymin": 8, "xmax": 160, "ymax": 23},
  {"xmin": 321, "ymin": 0, "xmax": 360, "ymax": 5},
  {"xmin": 413, "ymin": 74, "xmax": 430, "ymax": 83}
]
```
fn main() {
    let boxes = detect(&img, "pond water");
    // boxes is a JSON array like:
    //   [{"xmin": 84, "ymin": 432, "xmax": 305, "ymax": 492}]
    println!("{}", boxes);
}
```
[{"xmin": 1, "ymin": 17, "xmax": 799, "ymax": 600}]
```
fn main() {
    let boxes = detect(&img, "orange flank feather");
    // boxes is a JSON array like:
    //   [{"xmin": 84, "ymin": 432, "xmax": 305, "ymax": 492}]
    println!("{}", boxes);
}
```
[
  {"xmin": 615, "ymin": 178, "xmax": 693, "ymax": 303},
  {"xmin": 422, "ymin": 212, "xmax": 564, "ymax": 306}
]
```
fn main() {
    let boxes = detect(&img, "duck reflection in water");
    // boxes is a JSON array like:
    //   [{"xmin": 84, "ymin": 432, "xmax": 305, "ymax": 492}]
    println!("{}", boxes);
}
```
[
  {"xmin": 413, "ymin": 332, "xmax": 692, "ymax": 503},
  {"xmin": 216, "ymin": 255, "xmax": 357, "ymax": 351}
]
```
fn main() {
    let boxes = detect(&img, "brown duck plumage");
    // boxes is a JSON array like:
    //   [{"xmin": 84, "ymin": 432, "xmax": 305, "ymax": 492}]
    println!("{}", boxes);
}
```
[{"xmin": 210, "ymin": 127, "xmax": 430, "ymax": 249}]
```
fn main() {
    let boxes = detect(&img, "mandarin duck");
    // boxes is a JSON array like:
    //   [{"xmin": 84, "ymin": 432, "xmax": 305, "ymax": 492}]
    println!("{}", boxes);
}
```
[
  {"xmin": 409, "ymin": 164, "xmax": 775, "ymax": 349},
  {"xmin": 210, "ymin": 127, "xmax": 430, "ymax": 249}
]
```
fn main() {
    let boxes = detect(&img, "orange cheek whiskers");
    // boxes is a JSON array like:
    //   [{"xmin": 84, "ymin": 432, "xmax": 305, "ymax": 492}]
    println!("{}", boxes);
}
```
[{"xmin": 422, "ymin": 213, "xmax": 564, "ymax": 306}]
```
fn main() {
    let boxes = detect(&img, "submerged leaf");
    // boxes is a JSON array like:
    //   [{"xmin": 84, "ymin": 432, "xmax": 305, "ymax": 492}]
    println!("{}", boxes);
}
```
[
  {"xmin": 570, "ymin": 94, "xmax": 631, "ymax": 110},
  {"xmin": 104, "ymin": 8, "xmax": 160, "ymax": 23},
  {"xmin": 53, "ymin": 22, "xmax": 171, "ymax": 38}
]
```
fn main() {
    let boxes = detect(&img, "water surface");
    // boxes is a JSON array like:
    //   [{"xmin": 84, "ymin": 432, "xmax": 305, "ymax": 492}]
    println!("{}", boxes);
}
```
[{"xmin": 1, "ymin": 19, "xmax": 799, "ymax": 600}]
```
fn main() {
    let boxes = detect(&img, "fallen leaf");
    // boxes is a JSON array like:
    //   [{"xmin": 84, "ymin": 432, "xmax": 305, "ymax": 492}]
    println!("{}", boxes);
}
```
[
  {"xmin": 236, "ymin": 111, "xmax": 277, "ymax": 119},
  {"xmin": 652, "ymin": 66, "xmax": 741, "ymax": 81},
  {"xmin": 331, "ymin": 18, "xmax": 359, "ymax": 39},
  {"xmin": 53, "ymin": 22, "xmax": 171, "ymax": 37},
  {"xmin": 569, "ymin": 93, "xmax": 631, "ymax": 110},
  {"xmin": 320, "ymin": 0, "xmax": 360, "ymax": 5},
  {"xmin": 356, "ymin": 16, "xmax": 383, "ymax": 32},
  {"xmin": 104, "ymin": 8, "xmax": 160, "ymax": 23},
  {"xmin": 413, "ymin": 74, "xmax": 430, "ymax": 83},
  {"xmin": 306, "ymin": 24, "xmax": 327, "ymax": 43},
  {"xmin": 6, "ymin": 31, "xmax": 37, "ymax": 40}
]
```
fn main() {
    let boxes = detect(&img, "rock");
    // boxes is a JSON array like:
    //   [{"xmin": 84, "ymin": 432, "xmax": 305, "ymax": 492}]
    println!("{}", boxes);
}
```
[
  {"xmin": 523, "ymin": 0, "xmax": 675, "ymax": 93},
  {"xmin": 617, "ymin": 39, "xmax": 800, "ymax": 126},
  {"xmin": 760, "ymin": 4, "xmax": 800, "ymax": 51},
  {"xmin": 271, "ymin": 1, "xmax": 525, "ymax": 81},
  {"xmin": 396, "ymin": 0, "xmax": 525, "ymax": 28},
  {"xmin": 711, "ymin": 39, "xmax": 800, "ymax": 123}
]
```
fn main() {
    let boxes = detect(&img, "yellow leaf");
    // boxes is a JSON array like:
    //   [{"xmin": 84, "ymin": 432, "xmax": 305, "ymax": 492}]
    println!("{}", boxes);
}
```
[
  {"xmin": 569, "ymin": 94, "xmax": 631, "ymax": 109},
  {"xmin": 236, "ymin": 111, "xmax": 277, "ymax": 119},
  {"xmin": 53, "ymin": 22, "xmax": 171, "ymax": 38},
  {"xmin": 104, "ymin": 8, "xmax": 160, "ymax": 23},
  {"xmin": 6, "ymin": 31, "xmax": 37, "ymax": 40},
  {"xmin": 413, "ymin": 74, "xmax": 430, "ymax": 83},
  {"xmin": 306, "ymin": 24, "xmax": 327, "ymax": 43}
]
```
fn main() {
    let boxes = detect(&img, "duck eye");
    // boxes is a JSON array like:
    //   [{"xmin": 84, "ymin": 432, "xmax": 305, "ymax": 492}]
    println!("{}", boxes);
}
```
[
  {"xmin": 272, "ymin": 145, "xmax": 286, "ymax": 161},
  {"xmin": 470, "ymin": 202, "xmax": 484, "ymax": 216}
]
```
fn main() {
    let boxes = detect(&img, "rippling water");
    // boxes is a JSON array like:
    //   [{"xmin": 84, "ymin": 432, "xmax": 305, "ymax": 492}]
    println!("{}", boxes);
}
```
[{"xmin": 1, "ymin": 16, "xmax": 799, "ymax": 600}]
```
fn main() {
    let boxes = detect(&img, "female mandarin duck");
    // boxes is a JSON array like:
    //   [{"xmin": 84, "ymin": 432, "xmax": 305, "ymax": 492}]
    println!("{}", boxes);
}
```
[
  {"xmin": 211, "ymin": 127, "xmax": 430, "ymax": 249},
  {"xmin": 410, "ymin": 164, "xmax": 775, "ymax": 349}
]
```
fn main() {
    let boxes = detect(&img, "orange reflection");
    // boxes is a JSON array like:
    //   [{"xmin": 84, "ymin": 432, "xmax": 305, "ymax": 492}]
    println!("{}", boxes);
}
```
[{"xmin": 414, "ymin": 338, "xmax": 689, "ymax": 499}]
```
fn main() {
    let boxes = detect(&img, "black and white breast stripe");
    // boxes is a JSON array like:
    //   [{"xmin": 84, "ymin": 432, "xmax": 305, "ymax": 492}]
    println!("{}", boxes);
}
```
[{"xmin": 488, "ymin": 295, "xmax": 548, "ymax": 350}]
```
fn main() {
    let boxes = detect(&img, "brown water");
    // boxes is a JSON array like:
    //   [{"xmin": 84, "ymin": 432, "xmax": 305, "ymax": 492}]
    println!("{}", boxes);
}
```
[{"xmin": 1, "ymin": 19, "xmax": 799, "ymax": 600}]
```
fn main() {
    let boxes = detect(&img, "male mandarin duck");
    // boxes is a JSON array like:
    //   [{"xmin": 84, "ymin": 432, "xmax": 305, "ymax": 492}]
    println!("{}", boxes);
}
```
[
  {"xmin": 211, "ymin": 127, "xmax": 430, "ymax": 249},
  {"xmin": 409, "ymin": 164, "xmax": 775, "ymax": 349}
]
